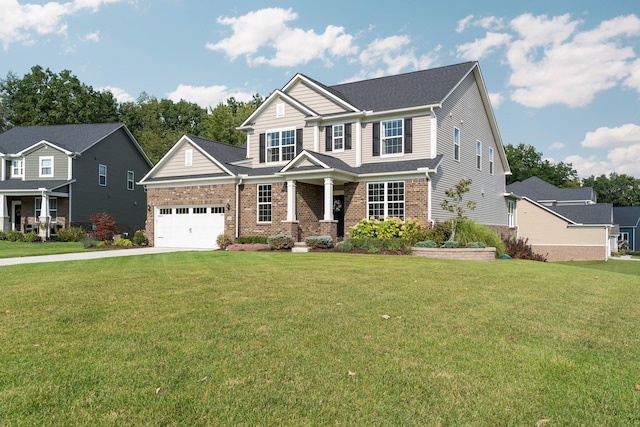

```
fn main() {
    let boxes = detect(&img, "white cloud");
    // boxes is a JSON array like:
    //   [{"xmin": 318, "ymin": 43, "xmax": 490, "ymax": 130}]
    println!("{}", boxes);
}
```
[
  {"xmin": 488, "ymin": 91, "xmax": 504, "ymax": 108},
  {"xmin": 206, "ymin": 7, "xmax": 356, "ymax": 67},
  {"xmin": 565, "ymin": 154, "xmax": 615, "ymax": 178},
  {"xmin": 98, "ymin": 85, "xmax": 135, "ymax": 103},
  {"xmin": 581, "ymin": 123, "xmax": 640, "ymax": 148},
  {"xmin": 548, "ymin": 142, "xmax": 565, "ymax": 150},
  {"xmin": 84, "ymin": 31, "xmax": 100, "ymax": 42},
  {"xmin": 166, "ymin": 84, "xmax": 255, "ymax": 109},
  {"xmin": 0, "ymin": 0, "xmax": 123, "ymax": 50},
  {"xmin": 456, "ymin": 14, "xmax": 504, "ymax": 33},
  {"xmin": 456, "ymin": 15, "xmax": 474, "ymax": 33},
  {"xmin": 457, "ymin": 32, "xmax": 511, "ymax": 61}
]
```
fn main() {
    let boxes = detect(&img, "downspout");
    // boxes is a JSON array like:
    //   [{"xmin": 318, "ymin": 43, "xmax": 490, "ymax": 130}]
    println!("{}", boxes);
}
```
[
  {"xmin": 429, "ymin": 107, "xmax": 437, "ymax": 156},
  {"xmin": 426, "ymin": 173, "xmax": 434, "ymax": 226},
  {"xmin": 235, "ymin": 176, "xmax": 245, "ymax": 240}
]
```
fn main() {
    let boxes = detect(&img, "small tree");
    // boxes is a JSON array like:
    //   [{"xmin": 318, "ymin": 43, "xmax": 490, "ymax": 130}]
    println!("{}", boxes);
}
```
[
  {"xmin": 440, "ymin": 178, "xmax": 476, "ymax": 241},
  {"xmin": 89, "ymin": 212, "xmax": 116, "ymax": 241}
]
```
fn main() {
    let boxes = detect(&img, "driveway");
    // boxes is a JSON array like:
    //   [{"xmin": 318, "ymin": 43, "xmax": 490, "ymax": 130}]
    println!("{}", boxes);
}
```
[{"xmin": 0, "ymin": 247, "xmax": 207, "ymax": 266}]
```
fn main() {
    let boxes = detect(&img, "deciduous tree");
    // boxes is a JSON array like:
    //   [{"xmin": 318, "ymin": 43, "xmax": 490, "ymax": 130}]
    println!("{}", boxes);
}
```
[{"xmin": 505, "ymin": 143, "xmax": 579, "ymax": 187}]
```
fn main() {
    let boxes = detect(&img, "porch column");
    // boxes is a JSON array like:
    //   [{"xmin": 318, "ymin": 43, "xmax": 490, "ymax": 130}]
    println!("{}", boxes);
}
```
[
  {"xmin": 286, "ymin": 180, "xmax": 297, "ymax": 221},
  {"xmin": 0, "ymin": 194, "xmax": 8, "ymax": 232},
  {"xmin": 39, "ymin": 190, "xmax": 50, "ymax": 240},
  {"xmin": 323, "ymin": 177, "xmax": 334, "ymax": 221}
]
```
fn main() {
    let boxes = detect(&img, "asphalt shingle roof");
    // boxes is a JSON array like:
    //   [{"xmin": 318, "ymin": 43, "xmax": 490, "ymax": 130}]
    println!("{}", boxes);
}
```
[
  {"xmin": 613, "ymin": 206, "xmax": 640, "ymax": 227},
  {"xmin": 507, "ymin": 176, "xmax": 595, "ymax": 203},
  {"xmin": 0, "ymin": 179, "xmax": 73, "ymax": 191},
  {"xmin": 548, "ymin": 204, "xmax": 613, "ymax": 224}
]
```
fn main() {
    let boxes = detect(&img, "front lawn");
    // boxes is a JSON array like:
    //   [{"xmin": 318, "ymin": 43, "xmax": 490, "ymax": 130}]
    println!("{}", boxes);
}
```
[
  {"xmin": 1, "ymin": 252, "xmax": 639, "ymax": 426},
  {"xmin": 0, "ymin": 240, "xmax": 85, "ymax": 258}
]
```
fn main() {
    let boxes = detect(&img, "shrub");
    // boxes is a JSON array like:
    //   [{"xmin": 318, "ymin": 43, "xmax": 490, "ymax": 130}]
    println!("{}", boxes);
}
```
[
  {"xmin": 349, "ymin": 218, "xmax": 379, "ymax": 239},
  {"xmin": 443, "ymin": 240, "xmax": 459, "ymax": 248},
  {"xmin": 305, "ymin": 236, "xmax": 333, "ymax": 249},
  {"xmin": 81, "ymin": 237, "xmax": 99, "ymax": 248},
  {"xmin": 376, "ymin": 217, "xmax": 404, "ymax": 239},
  {"xmin": 384, "ymin": 238, "xmax": 411, "ymax": 254},
  {"xmin": 23, "ymin": 231, "xmax": 41, "ymax": 243},
  {"xmin": 5, "ymin": 230, "xmax": 24, "ymax": 242},
  {"xmin": 502, "ymin": 236, "xmax": 547, "ymax": 262},
  {"xmin": 57, "ymin": 226, "xmax": 87, "ymax": 242},
  {"xmin": 132, "ymin": 230, "xmax": 148, "ymax": 246},
  {"xmin": 237, "ymin": 235, "xmax": 269, "ymax": 244},
  {"xmin": 0, "ymin": 231, "xmax": 6, "ymax": 240},
  {"xmin": 423, "ymin": 221, "xmax": 451, "ymax": 246},
  {"xmin": 414, "ymin": 240, "xmax": 437, "ymax": 248},
  {"xmin": 267, "ymin": 234, "xmax": 294, "ymax": 250},
  {"xmin": 349, "ymin": 217, "xmax": 429, "ymax": 244},
  {"xmin": 401, "ymin": 219, "xmax": 430, "ymax": 245},
  {"xmin": 466, "ymin": 242, "xmax": 486, "ymax": 248},
  {"xmin": 454, "ymin": 219, "xmax": 506, "ymax": 254},
  {"xmin": 89, "ymin": 212, "xmax": 116, "ymax": 241},
  {"xmin": 216, "ymin": 233, "xmax": 232, "ymax": 250},
  {"xmin": 336, "ymin": 240, "xmax": 354, "ymax": 252},
  {"xmin": 113, "ymin": 238, "xmax": 133, "ymax": 247}
]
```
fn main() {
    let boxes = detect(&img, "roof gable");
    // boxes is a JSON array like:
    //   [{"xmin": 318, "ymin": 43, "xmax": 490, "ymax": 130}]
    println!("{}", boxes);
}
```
[
  {"xmin": 238, "ymin": 89, "xmax": 318, "ymax": 130},
  {"xmin": 613, "ymin": 206, "xmax": 640, "ymax": 227}
]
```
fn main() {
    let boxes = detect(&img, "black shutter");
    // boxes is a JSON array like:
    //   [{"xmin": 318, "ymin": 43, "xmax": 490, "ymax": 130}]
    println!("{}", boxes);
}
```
[
  {"xmin": 345, "ymin": 123, "xmax": 352, "ymax": 150},
  {"xmin": 296, "ymin": 128, "xmax": 303, "ymax": 155},
  {"xmin": 259, "ymin": 133, "xmax": 266, "ymax": 163},
  {"xmin": 404, "ymin": 118, "xmax": 412, "ymax": 154},
  {"xmin": 325, "ymin": 125, "xmax": 332, "ymax": 152},
  {"xmin": 372, "ymin": 122, "xmax": 380, "ymax": 157}
]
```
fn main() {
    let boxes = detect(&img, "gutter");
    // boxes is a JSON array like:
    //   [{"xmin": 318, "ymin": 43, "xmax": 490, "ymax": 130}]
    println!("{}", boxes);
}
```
[{"xmin": 235, "ymin": 174, "xmax": 247, "ymax": 239}]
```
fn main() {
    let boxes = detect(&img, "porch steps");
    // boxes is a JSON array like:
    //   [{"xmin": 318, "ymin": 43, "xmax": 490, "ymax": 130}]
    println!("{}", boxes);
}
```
[{"xmin": 292, "ymin": 242, "xmax": 310, "ymax": 253}]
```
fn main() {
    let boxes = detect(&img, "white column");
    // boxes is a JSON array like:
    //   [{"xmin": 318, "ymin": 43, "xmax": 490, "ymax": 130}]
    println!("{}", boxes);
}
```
[
  {"xmin": 287, "ymin": 180, "xmax": 297, "ymax": 221},
  {"xmin": 355, "ymin": 121, "xmax": 362, "ymax": 167},
  {"xmin": 39, "ymin": 191, "xmax": 50, "ymax": 239},
  {"xmin": 0, "ymin": 194, "xmax": 8, "ymax": 232},
  {"xmin": 324, "ymin": 177, "xmax": 334, "ymax": 221},
  {"xmin": 313, "ymin": 124, "xmax": 320, "ymax": 152}
]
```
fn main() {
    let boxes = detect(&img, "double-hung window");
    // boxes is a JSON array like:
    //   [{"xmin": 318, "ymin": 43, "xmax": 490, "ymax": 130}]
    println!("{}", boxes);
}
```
[
  {"xmin": 382, "ymin": 119, "xmax": 403, "ymax": 155},
  {"xmin": 476, "ymin": 141, "xmax": 482, "ymax": 170},
  {"xmin": 99, "ymin": 164, "xmax": 107, "ymax": 186},
  {"xmin": 11, "ymin": 159, "xmax": 23, "ymax": 178},
  {"xmin": 489, "ymin": 147, "xmax": 494, "ymax": 175},
  {"xmin": 454, "ymin": 127, "xmax": 460, "ymax": 161},
  {"xmin": 266, "ymin": 129, "xmax": 296, "ymax": 163},
  {"xmin": 367, "ymin": 181, "xmax": 405, "ymax": 220},
  {"xmin": 39, "ymin": 156, "xmax": 53, "ymax": 177},
  {"xmin": 507, "ymin": 200, "xmax": 515, "ymax": 227},
  {"xmin": 127, "ymin": 171, "xmax": 135, "ymax": 191},
  {"xmin": 333, "ymin": 124, "xmax": 344, "ymax": 151},
  {"xmin": 257, "ymin": 184, "xmax": 272, "ymax": 223}
]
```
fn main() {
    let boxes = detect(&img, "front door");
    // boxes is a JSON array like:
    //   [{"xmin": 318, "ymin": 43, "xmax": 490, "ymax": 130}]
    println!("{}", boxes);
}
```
[
  {"xmin": 11, "ymin": 201, "xmax": 21, "ymax": 231},
  {"xmin": 333, "ymin": 195, "xmax": 344, "ymax": 239}
]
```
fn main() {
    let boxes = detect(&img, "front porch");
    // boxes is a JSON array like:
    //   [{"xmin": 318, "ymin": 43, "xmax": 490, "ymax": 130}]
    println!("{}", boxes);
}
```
[{"xmin": 0, "ymin": 191, "xmax": 69, "ymax": 239}]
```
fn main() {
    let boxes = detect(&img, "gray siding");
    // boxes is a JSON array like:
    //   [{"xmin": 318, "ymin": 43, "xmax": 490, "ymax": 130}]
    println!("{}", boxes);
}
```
[
  {"xmin": 431, "ymin": 73, "xmax": 508, "ymax": 226},
  {"xmin": 71, "ymin": 128, "xmax": 150, "ymax": 228},
  {"xmin": 24, "ymin": 146, "xmax": 69, "ymax": 180}
]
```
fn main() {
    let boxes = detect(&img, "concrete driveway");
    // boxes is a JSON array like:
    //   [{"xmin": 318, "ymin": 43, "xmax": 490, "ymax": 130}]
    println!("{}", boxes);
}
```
[{"xmin": 0, "ymin": 247, "xmax": 207, "ymax": 266}]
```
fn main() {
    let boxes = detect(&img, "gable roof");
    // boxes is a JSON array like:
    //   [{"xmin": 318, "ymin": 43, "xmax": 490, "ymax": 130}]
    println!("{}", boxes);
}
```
[
  {"xmin": 0, "ymin": 123, "xmax": 124, "ymax": 153},
  {"xmin": 548, "ymin": 204, "xmax": 613, "ymax": 225},
  {"xmin": 507, "ymin": 176, "xmax": 595, "ymax": 204},
  {"xmin": 613, "ymin": 206, "xmax": 640, "ymax": 227}
]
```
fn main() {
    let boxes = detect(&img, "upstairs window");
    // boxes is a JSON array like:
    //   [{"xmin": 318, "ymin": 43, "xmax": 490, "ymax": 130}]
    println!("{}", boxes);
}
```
[
  {"xmin": 382, "ymin": 119, "xmax": 403, "ymax": 155},
  {"xmin": 127, "ymin": 171, "xmax": 135, "ymax": 191},
  {"xmin": 266, "ymin": 129, "xmax": 296, "ymax": 163},
  {"xmin": 39, "ymin": 156, "xmax": 53, "ymax": 177},
  {"xmin": 11, "ymin": 159, "xmax": 23, "ymax": 178},
  {"xmin": 99, "ymin": 164, "xmax": 107, "ymax": 186},
  {"xmin": 332, "ymin": 124, "xmax": 344, "ymax": 151},
  {"xmin": 489, "ymin": 147, "xmax": 494, "ymax": 175},
  {"xmin": 453, "ymin": 127, "xmax": 460, "ymax": 161},
  {"xmin": 476, "ymin": 141, "xmax": 482, "ymax": 170}
]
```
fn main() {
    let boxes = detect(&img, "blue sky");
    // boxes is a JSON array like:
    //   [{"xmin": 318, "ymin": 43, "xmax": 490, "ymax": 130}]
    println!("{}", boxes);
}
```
[{"xmin": 2, "ymin": 0, "xmax": 640, "ymax": 178}]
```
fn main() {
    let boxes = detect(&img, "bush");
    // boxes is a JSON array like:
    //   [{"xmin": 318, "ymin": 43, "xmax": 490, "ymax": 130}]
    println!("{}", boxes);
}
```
[
  {"xmin": 443, "ymin": 240, "xmax": 459, "ymax": 248},
  {"xmin": 384, "ymin": 238, "xmax": 411, "ymax": 253},
  {"xmin": 414, "ymin": 240, "xmax": 438, "ymax": 248},
  {"xmin": 23, "ymin": 231, "xmax": 41, "ymax": 243},
  {"xmin": 81, "ymin": 237, "xmax": 99, "ymax": 248},
  {"xmin": 113, "ymin": 238, "xmax": 133, "ymax": 247},
  {"xmin": 454, "ymin": 219, "xmax": 505, "ymax": 254},
  {"xmin": 216, "ymin": 233, "xmax": 232, "ymax": 250},
  {"xmin": 57, "ymin": 226, "xmax": 87, "ymax": 242},
  {"xmin": 132, "ymin": 230, "xmax": 148, "ymax": 246},
  {"xmin": 423, "ymin": 221, "xmax": 451, "ymax": 246},
  {"xmin": 336, "ymin": 240, "xmax": 353, "ymax": 252},
  {"xmin": 0, "ymin": 231, "xmax": 6, "ymax": 241},
  {"xmin": 466, "ymin": 242, "xmax": 486, "ymax": 248},
  {"xmin": 89, "ymin": 212, "xmax": 116, "ymax": 241},
  {"xmin": 502, "ymin": 236, "xmax": 547, "ymax": 262},
  {"xmin": 401, "ymin": 219, "xmax": 430, "ymax": 245},
  {"xmin": 237, "ymin": 235, "xmax": 269, "ymax": 244},
  {"xmin": 5, "ymin": 230, "xmax": 24, "ymax": 242},
  {"xmin": 267, "ymin": 234, "xmax": 294, "ymax": 250},
  {"xmin": 349, "ymin": 217, "xmax": 429, "ymax": 244},
  {"xmin": 305, "ymin": 235, "xmax": 333, "ymax": 249}
]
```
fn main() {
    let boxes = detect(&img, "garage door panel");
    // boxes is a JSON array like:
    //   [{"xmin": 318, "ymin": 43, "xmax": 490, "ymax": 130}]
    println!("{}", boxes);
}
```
[{"xmin": 155, "ymin": 206, "xmax": 225, "ymax": 249}]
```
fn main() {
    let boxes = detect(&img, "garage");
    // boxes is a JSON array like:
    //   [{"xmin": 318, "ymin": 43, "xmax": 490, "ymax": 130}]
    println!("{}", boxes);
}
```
[{"xmin": 154, "ymin": 205, "xmax": 226, "ymax": 249}]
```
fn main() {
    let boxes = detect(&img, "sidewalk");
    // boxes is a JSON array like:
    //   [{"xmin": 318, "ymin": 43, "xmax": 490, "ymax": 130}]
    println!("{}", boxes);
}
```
[{"xmin": 0, "ymin": 247, "xmax": 205, "ymax": 266}]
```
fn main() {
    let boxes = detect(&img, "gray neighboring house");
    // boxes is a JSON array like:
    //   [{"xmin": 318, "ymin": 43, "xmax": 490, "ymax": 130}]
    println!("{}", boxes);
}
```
[
  {"xmin": 506, "ymin": 176, "xmax": 617, "ymax": 261},
  {"xmin": 140, "ymin": 61, "xmax": 513, "ymax": 249},
  {"xmin": 0, "ymin": 123, "xmax": 153, "ymax": 237},
  {"xmin": 614, "ymin": 206, "xmax": 640, "ymax": 251}
]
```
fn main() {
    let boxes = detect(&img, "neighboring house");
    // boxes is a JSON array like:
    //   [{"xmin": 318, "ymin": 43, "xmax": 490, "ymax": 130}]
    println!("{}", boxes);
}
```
[
  {"xmin": 0, "ymin": 123, "xmax": 153, "ymax": 237},
  {"xmin": 507, "ymin": 176, "xmax": 616, "ymax": 261},
  {"xmin": 139, "ymin": 61, "xmax": 512, "ymax": 249},
  {"xmin": 614, "ymin": 206, "xmax": 640, "ymax": 251}
]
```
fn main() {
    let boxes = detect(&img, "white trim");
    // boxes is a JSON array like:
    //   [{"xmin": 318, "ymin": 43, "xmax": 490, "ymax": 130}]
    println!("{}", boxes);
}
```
[
  {"xmin": 257, "ymin": 183, "xmax": 272, "ymax": 223},
  {"xmin": 17, "ymin": 140, "xmax": 73, "ymax": 156},
  {"xmin": 332, "ymin": 124, "xmax": 345, "ymax": 152},
  {"xmin": 11, "ymin": 200, "xmax": 21, "ymax": 231},
  {"xmin": 98, "ymin": 164, "xmax": 107, "ymax": 186},
  {"xmin": 10, "ymin": 159, "xmax": 24, "ymax": 178},
  {"xmin": 380, "ymin": 118, "xmax": 404, "ymax": 157},
  {"xmin": 265, "ymin": 127, "xmax": 297, "ymax": 164},
  {"xmin": 39, "ymin": 156, "xmax": 54, "ymax": 178},
  {"xmin": 476, "ymin": 140, "xmax": 482, "ymax": 171},
  {"xmin": 127, "ymin": 170, "xmax": 135, "ymax": 191},
  {"xmin": 185, "ymin": 148, "xmax": 193, "ymax": 166},
  {"xmin": 355, "ymin": 120, "xmax": 362, "ymax": 167},
  {"xmin": 453, "ymin": 127, "xmax": 460, "ymax": 162}
]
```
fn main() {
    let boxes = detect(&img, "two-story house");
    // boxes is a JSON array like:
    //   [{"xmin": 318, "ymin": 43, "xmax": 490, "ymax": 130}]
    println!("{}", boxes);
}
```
[
  {"xmin": 139, "ymin": 61, "xmax": 512, "ymax": 249},
  {"xmin": 0, "ymin": 123, "xmax": 153, "ymax": 237}
]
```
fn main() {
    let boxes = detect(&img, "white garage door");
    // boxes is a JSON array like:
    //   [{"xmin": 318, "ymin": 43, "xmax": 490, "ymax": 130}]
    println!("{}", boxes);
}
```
[{"xmin": 155, "ymin": 206, "xmax": 226, "ymax": 249}]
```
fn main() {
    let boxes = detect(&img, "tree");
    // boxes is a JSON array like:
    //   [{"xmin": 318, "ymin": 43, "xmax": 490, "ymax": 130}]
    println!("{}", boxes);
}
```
[
  {"xmin": 581, "ymin": 173, "xmax": 640, "ymax": 206},
  {"xmin": 440, "ymin": 178, "xmax": 476, "ymax": 241},
  {"xmin": 201, "ymin": 94, "xmax": 263, "ymax": 146},
  {"xmin": 0, "ymin": 66, "xmax": 118, "ymax": 128},
  {"xmin": 505, "ymin": 143, "xmax": 579, "ymax": 187}
]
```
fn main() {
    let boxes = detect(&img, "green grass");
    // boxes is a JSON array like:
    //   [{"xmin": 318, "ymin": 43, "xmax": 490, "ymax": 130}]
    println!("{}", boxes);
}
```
[
  {"xmin": 557, "ymin": 259, "xmax": 640, "ymax": 277},
  {"xmin": 0, "ymin": 240, "xmax": 85, "ymax": 258},
  {"xmin": 1, "ymin": 252, "xmax": 640, "ymax": 426}
]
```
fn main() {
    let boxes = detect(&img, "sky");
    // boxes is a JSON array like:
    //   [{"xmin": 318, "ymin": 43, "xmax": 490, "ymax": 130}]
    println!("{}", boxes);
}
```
[{"xmin": 2, "ymin": 0, "xmax": 640, "ymax": 179}]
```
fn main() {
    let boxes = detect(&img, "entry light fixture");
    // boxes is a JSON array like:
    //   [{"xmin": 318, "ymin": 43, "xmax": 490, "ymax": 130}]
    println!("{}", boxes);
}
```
[{"xmin": 226, "ymin": 203, "xmax": 231, "ymax": 211}]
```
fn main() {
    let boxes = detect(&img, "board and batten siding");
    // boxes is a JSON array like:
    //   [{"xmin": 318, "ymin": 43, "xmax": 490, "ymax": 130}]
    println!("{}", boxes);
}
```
[
  {"xmin": 360, "ymin": 114, "xmax": 432, "ymax": 165},
  {"xmin": 286, "ymin": 81, "xmax": 349, "ymax": 115},
  {"xmin": 154, "ymin": 143, "xmax": 224, "ymax": 178},
  {"xmin": 431, "ymin": 72, "xmax": 508, "ymax": 227},
  {"xmin": 24, "ymin": 146, "xmax": 69, "ymax": 180}
]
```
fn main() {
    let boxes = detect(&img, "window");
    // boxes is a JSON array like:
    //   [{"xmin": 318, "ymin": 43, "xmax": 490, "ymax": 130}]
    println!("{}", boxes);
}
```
[
  {"xmin": 619, "ymin": 232, "xmax": 629, "ymax": 242},
  {"xmin": 266, "ymin": 129, "xmax": 296, "ymax": 163},
  {"xmin": 35, "ymin": 197, "xmax": 57, "ymax": 221},
  {"xmin": 176, "ymin": 207, "xmax": 189, "ymax": 214},
  {"xmin": 127, "ymin": 171, "xmax": 135, "ymax": 191},
  {"xmin": 489, "ymin": 147, "xmax": 494, "ymax": 175},
  {"xmin": 382, "ymin": 119, "xmax": 403, "ymax": 155},
  {"xmin": 11, "ymin": 159, "xmax": 23, "ymax": 177},
  {"xmin": 507, "ymin": 200, "xmax": 515, "ymax": 227},
  {"xmin": 476, "ymin": 141, "xmax": 482, "ymax": 170},
  {"xmin": 367, "ymin": 181, "xmax": 405, "ymax": 220},
  {"xmin": 159, "ymin": 208, "xmax": 172, "ymax": 215},
  {"xmin": 276, "ymin": 103, "xmax": 285, "ymax": 117},
  {"xmin": 99, "ymin": 164, "xmax": 107, "ymax": 186},
  {"xmin": 257, "ymin": 184, "xmax": 272, "ymax": 222},
  {"xmin": 39, "ymin": 156, "xmax": 53, "ymax": 177},
  {"xmin": 212, "ymin": 206, "xmax": 225, "ymax": 214},
  {"xmin": 193, "ymin": 207, "xmax": 207, "ymax": 214},
  {"xmin": 333, "ymin": 124, "xmax": 344, "ymax": 151},
  {"xmin": 185, "ymin": 149, "xmax": 193, "ymax": 166},
  {"xmin": 453, "ymin": 127, "xmax": 460, "ymax": 161}
]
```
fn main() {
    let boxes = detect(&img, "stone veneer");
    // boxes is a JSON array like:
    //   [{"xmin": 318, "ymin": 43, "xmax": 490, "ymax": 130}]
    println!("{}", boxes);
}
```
[{"xmin": 412, "ymin": 247, "xmax": 497, "ymax": 261}]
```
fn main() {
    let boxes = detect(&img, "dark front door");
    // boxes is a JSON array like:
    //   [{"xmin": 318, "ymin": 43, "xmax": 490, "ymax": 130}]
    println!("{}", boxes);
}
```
[
  {"xmin": 13, "ymin": 204, "xmax": 21, "ymax": 231},
  {"xmin": 333, "ymin": 195, "xmax": 344, "ymax": 239}
]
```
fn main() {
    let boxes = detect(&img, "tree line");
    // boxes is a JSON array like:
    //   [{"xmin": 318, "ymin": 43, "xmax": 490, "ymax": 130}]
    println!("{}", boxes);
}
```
[{"xmin": 1, "ymin": 66, "xmax": 638, "ymax": 206}]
